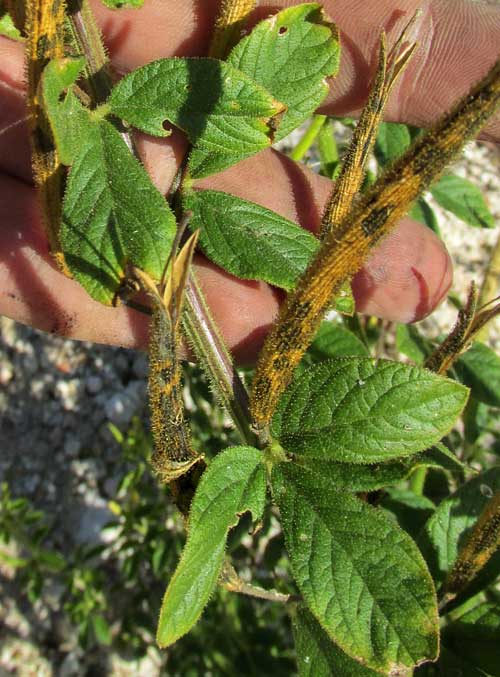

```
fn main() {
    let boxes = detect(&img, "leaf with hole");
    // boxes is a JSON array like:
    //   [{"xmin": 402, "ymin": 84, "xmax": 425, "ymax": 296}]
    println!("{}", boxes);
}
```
[
  {"xmin": 156, "ymin": 446, "xmax": 266, "ymax": 648},
  {"xmin": 108, "ymin": 57, "xmax": 283, "ymax": 178},
  {"xmin": 41, "ymin": 57, "xmax": 93, "ymax": 165},
  {"xmin": 273, "ymin": 463, "xmax": 439, "ymax": 672},
  {"xmin": 271, "ymin": 358, "xmax": 468, "ymax": 463},
  {"xmin": 228, "ymin": 3, "xmax": 340, "ymax": 141},
  {"xmin": 184, "ymin": 189, "xmax": 319, "ymax": 290}
]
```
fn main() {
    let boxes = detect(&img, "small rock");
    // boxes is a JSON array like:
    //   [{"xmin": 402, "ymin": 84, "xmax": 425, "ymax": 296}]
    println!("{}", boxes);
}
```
[
  {"xmin": 85, "ymin": 375, "xmax": 103, "ymax": 394},
  {"xmin": 19, "ymin": 475, "xmax": 40, "ymax": 495},
  {"xmin": 22, "ymin": 352, "xmax": 39, "ymax": 375},
  {"xmin": 54, "ymin": 379, "xmax": 81, "ymax": 411},
  {"xmin": 132, "ymin": 353, "xmax": 148, "ymax": 379},
  {"xmin": 63, "ymin": 436, "xmax": 81, "ymax": 457},
  {"xmin": 58, "ymin": 651, "xmax": 83, "ymax": 677},
  {"xmin": 105, "ymin": 392, "xmax": 137, "ymax": 425},
  {"xmin": 103, "ymin": 476, "xmax": 120, "ymax": 497},
  {"xmin": 0, "ymin": 362, "xmax": 14, "ymax": 385}
]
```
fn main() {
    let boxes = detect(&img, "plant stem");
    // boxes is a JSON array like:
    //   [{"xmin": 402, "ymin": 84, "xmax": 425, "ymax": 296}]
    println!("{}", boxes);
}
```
[
  {"xmin": 317, "ymin": 116, "xmax": 339, "ymax": 178},
  {"xmin": 476, "ymin": 228, "xmax": 500, "ymax": 343},
  {"xmin": 409, "ymin": 466, "xmax": 427, "ymax": 496},
  {"xmin": 289, "ymin": 115, "xmax": 326, "ymax": 162},
  {"xmin": 224, "ymin": 580, "xmax": 292, "ymax": 604},
  {"xmin": 66, "ymin": 0, "xmax": 112, "ymax": 105},
  {"xmin": 209, "ymin": 0, "xmax": 257, "ymax": 60},
  {"xmin": 66, "ymin": 0, "xmax": 136, "ymax": 158},
  {"xmin": 221, "ymin": 563, "xmax": 293, "ymax": 604},
  {"xmin": 182, "ymin": 274, "xmax": 257, "ymax": 447}
]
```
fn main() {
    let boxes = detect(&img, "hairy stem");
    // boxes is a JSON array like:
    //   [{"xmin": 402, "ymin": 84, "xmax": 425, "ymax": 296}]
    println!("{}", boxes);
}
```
[
  {"xmin": 250, "ymin": 56, "xmax": 500, "ymax": 430},
  {"xmin": 66, "ymin": 0, "xmax": 111, "ymax": 105},
  {"xmin": 183, "ymin": 274, "xmax": 257, "ymax": 447},
  {"xmin": 209, "ymin": 0, "xmax": 257, "ymax": 60}
]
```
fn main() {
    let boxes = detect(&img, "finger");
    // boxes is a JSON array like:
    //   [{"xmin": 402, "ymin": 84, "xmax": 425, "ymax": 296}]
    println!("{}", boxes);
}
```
[
  {"xmin": 2, "ymin": 0, "xmax": 500, "ymax": 182},
  {"xmin": 0, "ymin": 173, "xmax": 278, "ymax": 361},
  {"xmin": 0, "ymin": 38, "xmax": 31, "ymax": 183},
  {"xmin": 0, "ymin": 153, "xmax": 452, "ymax": 360},
  {"xmin": 4, "ymin": 0, "xmax": 500, "ymax": 135},
  {"xmin": 316, "ymin": 0, "xmax": 500, "ymax": 142},
  {"xmin": 87, "ymin": 0, "xmax": 500, "ymax": 142}
]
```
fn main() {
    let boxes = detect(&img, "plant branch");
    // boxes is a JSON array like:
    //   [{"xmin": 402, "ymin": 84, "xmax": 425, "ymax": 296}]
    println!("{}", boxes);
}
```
[
  {"xmin": 209, "ymin": 0, "xmax": 257, "ymax": 60},
  {"xmin": 66, "ymin": 0, "xmax": 111, "ymax": 104},
  {"xmin": 221, "ymin": 562, "xmax": 294, "ymax": 604},
  {"xmin": 289, "ymin": 115, "xmax": 326, "ymax": 162},
  {"xmin": 182, "ymin": 273, "xmax": 257, "ymax": 447},
  {"xmin": 476, "ymin": 228, "xmax": 500, "ymax": 343}
]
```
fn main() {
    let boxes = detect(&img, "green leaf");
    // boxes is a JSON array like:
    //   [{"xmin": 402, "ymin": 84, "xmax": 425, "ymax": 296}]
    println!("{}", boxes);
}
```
[
  {"xmin": 184, "ymin": 189, "xmax": 319, "ymax": 290},
  {"xmin": 448, "ymin": 601, "xmax": 500, "ymax": 641},
  {"xmin": 418, "ymin": 467, "xmax": 500, "ymax": 587},
  {"xmin": 291, "ymin": 446, "xmax": 461, "ymax": 493},
  {"xmin": 41, "ymin": 58, "xmax": 94, "ymax": 165},
  {"xmin": 309, "ymin": 322, "xmax": 369, "ymax": 361},
  {"xmin": 100, "ymin": 0, "xmax": 144, "ymax": 7},
  {"xmin": 271, "ymin": 358, "xmax": 468, "ymax": 463},
  {"xmin": 91, "ymin": 614, "xmax": 112, "ymax": 646},
  {"xmin": 228, "ymin": 3, "xmax": 340, "ymax": 141},
  {"xmin": 157, "ymin": 446, "xmax": 266, "ymax": 648},
  {"xmin": 381, "ymin": 488, "xmax": 435, "ymax": 538},
  {"xmin": 333, "ymin": 282, "xmax": 356, "ymax": 316},
  {"xmin": 442, "ymin": 603, "xmax": 500, "ymax": 677},
  {"xmin": 430, "ymin": 173, "xmax": 495, "ymax": 228},
  {"xmin": 409, "ymin": 198, "xmax": 441, "ymax": 236},
  {"xmin": 41, "ymin": 57, "xmax": 177, "ymax": 303},
  {"xmin": 396, "ymin": 324, "xmax": 433, "ymax": 364},
  {"xmin": 61, "ymin": 119, "xmax": 176, "ymax": 303},
  {"xmin": 0, "ymin": 12, "xmax": 23, "ymax": 41},
  {"xmin": 416, "ymin": 645, "xmax": 490, "ymax": 676},
  {"xmin": 273, "ymin": 463, "xmax": 438, "ymax": 672},
  {"xmin": 454, "ymin": 342, "xmax": 500, "ymax": 408},
  {"xmin": 108, "ymin": 57, "xmax": 283, "ymax": 178},
  {"xmin": 293, "ymin": 605, "xmax": 379, "ymax": 677},
  {"xmin": 317, "ymin": 117, "xmax": 339, "ymax": 179},
  {"xmin": 374, "ymin": 122, "xmax": 411, "ymax": 166}
]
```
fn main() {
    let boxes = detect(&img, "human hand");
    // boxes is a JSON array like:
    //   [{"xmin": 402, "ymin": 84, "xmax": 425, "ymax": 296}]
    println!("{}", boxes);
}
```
[{"xmin": 1, "ymin": 0, "xmax": 499, "ymax": 362}]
